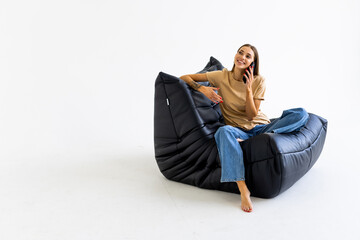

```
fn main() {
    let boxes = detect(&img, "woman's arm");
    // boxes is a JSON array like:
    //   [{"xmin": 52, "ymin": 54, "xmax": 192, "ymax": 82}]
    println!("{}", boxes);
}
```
[
  {"xmin": 243, "ymin": 67, "xmax": 261, "ymax": 120},
  {"xmin": 245, "ymin": 91, "xmax": 261, "ymax": 121},
  {"xmin": 179, "ymin": 73, "xmax": 222, "ymax": 103},
  {"xmin": 179, "ymin": 73, "xmax": 208, "ymax": 90}
]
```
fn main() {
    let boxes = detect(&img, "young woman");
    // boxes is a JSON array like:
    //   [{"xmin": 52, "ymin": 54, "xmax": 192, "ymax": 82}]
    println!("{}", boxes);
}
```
[{"xmin": 180, "ymin": 44, "xmax": 309, "ymax": 213}]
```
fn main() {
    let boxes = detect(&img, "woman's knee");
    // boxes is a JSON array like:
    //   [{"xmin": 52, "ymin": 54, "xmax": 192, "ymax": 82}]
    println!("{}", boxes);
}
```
[
  {"xmin": 215, "ymin": 125, "xmax": 234, "ymax": 138},
  {"xmin": 294, "ymin": 108, "xmax": 309, "ymax": 121},
  {"xmin": 284, "ymin": 107, "xmax": 308, "ymax": 120},
  {"xmin": 215, "ymin": 125, "xmax": 249, "ymax": 141},
  {"xmin": 215, "ymin": 125, "xmax": 240, "ymax": 141},
  {"xmin": 295, "ymin": 107, "xmax": 308, "ymax": 116}
]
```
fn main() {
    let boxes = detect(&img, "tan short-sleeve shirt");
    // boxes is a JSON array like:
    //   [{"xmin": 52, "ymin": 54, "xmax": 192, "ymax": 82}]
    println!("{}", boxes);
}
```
[{"xmin": 206, "ymin": 68, "xmax": 270, "ymax": 130}]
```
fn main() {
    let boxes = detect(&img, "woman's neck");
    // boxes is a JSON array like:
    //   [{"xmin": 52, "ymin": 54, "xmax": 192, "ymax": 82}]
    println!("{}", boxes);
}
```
[{"xmin": 232, "ymin": 68, "xmax": 245, "ymax": 81}]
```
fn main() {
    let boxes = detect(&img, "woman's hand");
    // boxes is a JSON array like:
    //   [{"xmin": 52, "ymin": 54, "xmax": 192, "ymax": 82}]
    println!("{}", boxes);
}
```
[
  {"xmin": 243, "ymin": 65, "xmax": 254, "ymax": 91},
  {"xmin": 179, "ymin": 74, "xmax": 222, "ymax": 103},
  {"xmin": 243, "ymin": 65, "xmax": 260, "ymax": 120},
  {"xmin": 198, "ymin": 86, "xmax": 223, "ymax": 103}
]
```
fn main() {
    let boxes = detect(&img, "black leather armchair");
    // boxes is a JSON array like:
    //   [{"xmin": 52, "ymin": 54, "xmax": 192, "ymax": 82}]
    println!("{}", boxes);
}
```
[{"xmin": 154, "ymin": 57, "xmax": 327, "ymax": 198}]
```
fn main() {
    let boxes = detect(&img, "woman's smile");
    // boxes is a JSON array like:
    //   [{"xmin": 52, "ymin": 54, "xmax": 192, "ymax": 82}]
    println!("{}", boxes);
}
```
[{"xmin": 236, "ymin": 59, "xmax": 246, "ymax": 65}]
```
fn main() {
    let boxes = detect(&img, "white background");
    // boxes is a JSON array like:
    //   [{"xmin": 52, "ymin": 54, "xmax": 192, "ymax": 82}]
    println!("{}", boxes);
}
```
[{"xmin": 1, "ymin": 0, "xmax": 360, "ymax": 239}]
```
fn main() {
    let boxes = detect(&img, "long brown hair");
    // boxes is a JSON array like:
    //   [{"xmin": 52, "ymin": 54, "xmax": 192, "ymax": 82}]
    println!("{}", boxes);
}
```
[{"xmin": 231, "ymin": 44, "xmax": 260, "ymax": 76}]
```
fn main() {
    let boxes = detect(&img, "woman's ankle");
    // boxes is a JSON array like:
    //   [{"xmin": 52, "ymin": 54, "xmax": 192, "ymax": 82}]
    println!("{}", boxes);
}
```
[{"xmin": 236, "ymin": 180, "xmax": 250, "ymax": 195}]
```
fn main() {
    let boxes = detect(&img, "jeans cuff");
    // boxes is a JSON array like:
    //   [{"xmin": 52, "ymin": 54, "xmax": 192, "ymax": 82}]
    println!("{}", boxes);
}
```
[{"xmin": 220, "ymin": 178, "xmax": 245, "ymax": 183}]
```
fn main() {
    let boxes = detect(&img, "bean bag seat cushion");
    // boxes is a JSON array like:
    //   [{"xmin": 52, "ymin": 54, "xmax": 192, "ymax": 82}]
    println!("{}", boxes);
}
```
[{"xmin": 153, "ymin": 56, "xmax": 328, "ymax": 198}]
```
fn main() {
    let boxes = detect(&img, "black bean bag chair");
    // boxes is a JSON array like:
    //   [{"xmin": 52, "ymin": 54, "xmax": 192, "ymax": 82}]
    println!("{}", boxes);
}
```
[{"xmin": 153, "ymin": 57, "xmax": 328, "ymax": 198}]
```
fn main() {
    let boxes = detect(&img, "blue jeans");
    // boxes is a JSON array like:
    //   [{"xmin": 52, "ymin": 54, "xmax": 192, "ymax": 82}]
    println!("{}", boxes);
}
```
[{"xmin": 214, "ymin": 108, "xmax": 309, "ymax": 182}]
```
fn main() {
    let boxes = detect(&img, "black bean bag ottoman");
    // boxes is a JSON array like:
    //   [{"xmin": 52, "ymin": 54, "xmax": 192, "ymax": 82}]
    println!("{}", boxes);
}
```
[{"xmin": 153, "ymin": 57, "xmax": 328, "ymax": 198}]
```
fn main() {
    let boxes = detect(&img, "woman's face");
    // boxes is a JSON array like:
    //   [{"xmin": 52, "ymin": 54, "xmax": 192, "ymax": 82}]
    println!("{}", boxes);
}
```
[{"xmin": 234, "ymin": 46, "xmax": 255, "ymax": 69}]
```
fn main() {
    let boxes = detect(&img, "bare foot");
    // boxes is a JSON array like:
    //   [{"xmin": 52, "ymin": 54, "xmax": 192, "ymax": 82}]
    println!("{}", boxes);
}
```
[
  {"xmin": 236, "ymin": 138, "xmax": 244, "ymax": 143},
  {"xmin": 240, "ymin": 192, "xmax": 253, "ymax": 213},
  {"xmin": 236, "ymin": 181, "xmax": 253, "ymax": 213}
]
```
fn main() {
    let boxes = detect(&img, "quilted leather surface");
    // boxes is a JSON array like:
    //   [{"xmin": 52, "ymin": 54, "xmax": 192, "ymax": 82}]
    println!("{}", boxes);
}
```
[{"xmin": 153, "ymin": 57, "xmax": 327, "ymax": 198}]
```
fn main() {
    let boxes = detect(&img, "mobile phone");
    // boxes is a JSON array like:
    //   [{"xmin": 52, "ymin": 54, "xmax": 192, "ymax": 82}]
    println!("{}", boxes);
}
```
[{"xmin": 243, "ymin": 62, "xmax": 255, "ymax": 84}]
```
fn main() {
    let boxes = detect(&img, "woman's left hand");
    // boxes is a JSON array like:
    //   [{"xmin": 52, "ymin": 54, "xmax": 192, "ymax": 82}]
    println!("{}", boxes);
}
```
[{"xmin": 244, "ymin": 65, "xmax": 254, "ymax": 91}]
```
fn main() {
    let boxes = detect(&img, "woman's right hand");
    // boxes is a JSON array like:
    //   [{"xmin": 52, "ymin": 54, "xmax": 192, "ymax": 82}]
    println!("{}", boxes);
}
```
[
  {"xmin": 198, "ymin": 86, "xmax": 223, "ymax": 103},
  {"xmin": 179, "ymin": 73, "xmax": 222, "ymax": 103}
]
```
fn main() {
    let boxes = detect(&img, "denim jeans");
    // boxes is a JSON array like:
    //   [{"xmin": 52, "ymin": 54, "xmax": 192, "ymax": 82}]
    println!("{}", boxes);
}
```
[{"xmin": 214, "ymin": 108, "xmax": 309, "ymax": 182}]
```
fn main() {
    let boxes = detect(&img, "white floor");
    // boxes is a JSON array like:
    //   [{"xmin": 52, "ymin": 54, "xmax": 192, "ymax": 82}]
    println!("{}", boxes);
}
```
[{"xmin": 1, "ymin": 130, "xmax": 360, "ymax": 240}]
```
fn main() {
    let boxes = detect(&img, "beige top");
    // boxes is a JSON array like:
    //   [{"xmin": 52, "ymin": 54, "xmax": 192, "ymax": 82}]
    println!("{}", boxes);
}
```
[{"xmin": 206, "ymin": 68, "xmax": 270, "ymax": 130}]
